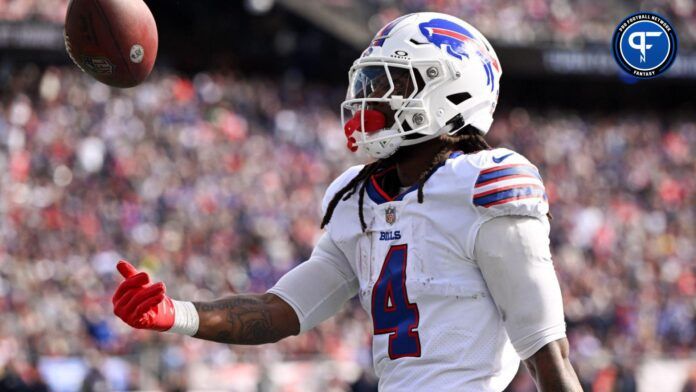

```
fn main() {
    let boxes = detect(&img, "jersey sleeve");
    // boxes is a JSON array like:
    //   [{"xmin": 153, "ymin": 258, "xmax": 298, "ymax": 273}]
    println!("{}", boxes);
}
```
[
  {"xmin": 474, "ymin": 215, "xmax": 566, "ymax": 359},
  {"xmin": 469, "ymin": 148, "xmax": 549, "ymax": 219},
  {"xmin": 268, "ymin": 233, "xmax": 359, "ymax": 333}
]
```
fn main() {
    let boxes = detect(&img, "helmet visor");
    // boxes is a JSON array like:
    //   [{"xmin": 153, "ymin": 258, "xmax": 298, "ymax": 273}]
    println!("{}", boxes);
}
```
[{"xmin": 348, "ymin": 65, "xmax": 418, "ymax": 100}]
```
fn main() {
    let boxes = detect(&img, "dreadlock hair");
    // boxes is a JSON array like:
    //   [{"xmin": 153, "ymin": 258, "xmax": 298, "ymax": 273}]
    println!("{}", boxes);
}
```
[{"xmin": 320, "ymin": 125, "xmax": 492, "ymax": 232}]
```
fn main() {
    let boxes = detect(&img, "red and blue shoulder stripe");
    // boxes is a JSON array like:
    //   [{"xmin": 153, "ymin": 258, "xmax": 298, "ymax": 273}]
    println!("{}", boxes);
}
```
[{"xmin": 473, "ymin": 163, "xmax": 546, "ymax": 208}]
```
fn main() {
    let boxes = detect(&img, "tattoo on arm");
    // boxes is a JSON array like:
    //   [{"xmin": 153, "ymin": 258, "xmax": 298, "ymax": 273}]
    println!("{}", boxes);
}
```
[
  {"xmin": 193, "ymin": 293, "xmax": 299, "ymax": 345},
  {"xmin": 523, "ymin": 338, "xmax": 583, "ymax": 392}
]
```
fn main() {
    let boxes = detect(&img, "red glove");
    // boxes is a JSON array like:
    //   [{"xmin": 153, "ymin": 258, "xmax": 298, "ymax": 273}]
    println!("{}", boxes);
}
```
[{"xmin": 112, "ymin": 260, "xmax": 175, "ymax": 331}]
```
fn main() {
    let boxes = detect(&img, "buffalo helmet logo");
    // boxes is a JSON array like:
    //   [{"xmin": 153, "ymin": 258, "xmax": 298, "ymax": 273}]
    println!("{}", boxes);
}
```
[{"xmin": 419, "ymin": 18, "xmax": 500, "ymax": 91}]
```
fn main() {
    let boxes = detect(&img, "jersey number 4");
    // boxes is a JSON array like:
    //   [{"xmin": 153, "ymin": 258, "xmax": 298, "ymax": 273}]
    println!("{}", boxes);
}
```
[{"xmin": 371, "ymin": 244, "xmax": 421, "ymax": 359}]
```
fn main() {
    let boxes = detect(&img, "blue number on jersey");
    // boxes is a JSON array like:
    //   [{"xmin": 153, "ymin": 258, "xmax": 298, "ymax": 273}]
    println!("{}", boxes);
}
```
[{"xmin": 371, "ymin": 244, "xmax": 421, "ymax": 359}]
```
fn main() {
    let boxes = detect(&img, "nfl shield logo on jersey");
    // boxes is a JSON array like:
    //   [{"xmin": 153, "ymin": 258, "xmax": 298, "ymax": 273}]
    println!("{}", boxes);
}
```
[{"xmin": 385, "ymin": 206, "xmax": 396, "ymax": 225}]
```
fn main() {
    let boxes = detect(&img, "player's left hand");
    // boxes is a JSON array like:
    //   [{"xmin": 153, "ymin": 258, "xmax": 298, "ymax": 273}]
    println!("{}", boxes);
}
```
[{"xmin": 112, "ymin": 260, "xmax": 175, "ymax": 331}]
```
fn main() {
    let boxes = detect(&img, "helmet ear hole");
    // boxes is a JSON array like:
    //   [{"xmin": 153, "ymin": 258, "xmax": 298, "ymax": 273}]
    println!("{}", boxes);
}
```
[
  {"xmin": 445, "ymin": 114, "xmax": 466, "ymax": 134},
  {"xmin": 446, "ymin": 92, "xmax": 472, "ymax": 105}
]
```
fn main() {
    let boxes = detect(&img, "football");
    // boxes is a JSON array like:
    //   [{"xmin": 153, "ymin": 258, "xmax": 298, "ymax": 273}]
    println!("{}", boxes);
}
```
[{"xmin": 64, "ymin": 0, "xmax": 158, "ymax": 88}]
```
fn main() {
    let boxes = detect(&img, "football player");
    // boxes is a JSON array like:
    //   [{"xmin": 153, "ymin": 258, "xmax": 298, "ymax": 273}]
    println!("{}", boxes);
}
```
[{"xmin": 113, "ymin": 12, "xmax": 582, "ymax": 391}]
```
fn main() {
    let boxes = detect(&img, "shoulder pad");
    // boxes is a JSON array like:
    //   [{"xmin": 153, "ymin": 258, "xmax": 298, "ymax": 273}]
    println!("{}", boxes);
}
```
[
  {"xmin": 468, "ymin": 148, "xmax": 548, "ymax": 218},
  {"xmin": 321, "ymin": 165, "xmax": 364, "ymax": 215}
]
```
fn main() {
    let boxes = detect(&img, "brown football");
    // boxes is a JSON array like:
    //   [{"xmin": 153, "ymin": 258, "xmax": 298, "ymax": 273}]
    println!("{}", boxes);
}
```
[{"xmin": 64, "ymin": 0, "xmax": 158, "ymax": 88}]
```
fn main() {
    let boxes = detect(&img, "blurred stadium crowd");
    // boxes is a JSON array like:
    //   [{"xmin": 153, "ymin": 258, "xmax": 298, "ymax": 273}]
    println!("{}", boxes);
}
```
[
  {"xmin": 4, "ymin": 0, "xmax": 696, "ymax": 47},
  {"xmin": 365, "ymin": 0, "xmax": 696, "ymax": 47},
  {"xmin": 0, "ymin": 0, "xmax": 69, "ymax": 23},
  {"xmin": 364, "ymin": 0, "xmax": 696, "ymax": 46},
  {"xmin": 0, "ymin": 66, "xmax": 694, "ymax": 390}
]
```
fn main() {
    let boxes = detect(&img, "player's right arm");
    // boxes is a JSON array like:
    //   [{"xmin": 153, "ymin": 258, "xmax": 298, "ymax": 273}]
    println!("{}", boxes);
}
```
[
  {"xmin": 112, "ymin": 233, "xmax": 358, "ymax": 345},
  {"xmin": 113, "ymin": 166, "xmax": 361, "ymax": 343},
  {"xmin": 195, "ymin": 231, "xmax": 360, "ymax": 344},
  {"xmin": 192, "ymin": 293, "xmax": 299, "ymax": 344},
  {"xmin": 111, "ymin": 260, "xmax": 297, "ymax": 344}
]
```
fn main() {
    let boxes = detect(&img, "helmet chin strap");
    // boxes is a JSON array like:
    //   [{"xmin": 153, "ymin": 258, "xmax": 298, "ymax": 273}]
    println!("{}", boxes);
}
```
[
  {"xmin": 399, "ymin": 131, "xmax": 441, "ymax": 147},
  {"xmin": 399, "ymin": 115, "xmax": 462, "ymax": 147},
  {"xmin": 362, "ymin": 128, "xmax": 404, "ymax": 158}
]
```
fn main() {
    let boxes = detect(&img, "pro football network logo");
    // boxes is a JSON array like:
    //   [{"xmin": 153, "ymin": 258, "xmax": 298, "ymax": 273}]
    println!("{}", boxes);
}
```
[{"xmin": 612, "ymin": 12, "xmax": 678, "ymax": 78}]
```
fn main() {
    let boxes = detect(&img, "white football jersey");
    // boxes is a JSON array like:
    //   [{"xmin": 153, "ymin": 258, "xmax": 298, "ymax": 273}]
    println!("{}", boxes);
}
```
[{"xmin": 321, "ymin": 148, "xmax": 549, "ymax": 391}]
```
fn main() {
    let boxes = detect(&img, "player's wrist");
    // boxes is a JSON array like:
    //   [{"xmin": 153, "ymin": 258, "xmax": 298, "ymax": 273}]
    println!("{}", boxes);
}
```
[{"xmin": 167, "ymin": 300, "xmax": 200, "ymax": 336}]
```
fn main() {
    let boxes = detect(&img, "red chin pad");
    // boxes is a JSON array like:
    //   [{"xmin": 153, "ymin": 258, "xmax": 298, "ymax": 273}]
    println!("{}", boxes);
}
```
[{"xmin": 344, "ymin": 110, "xmax": 387, "ymax": 152}]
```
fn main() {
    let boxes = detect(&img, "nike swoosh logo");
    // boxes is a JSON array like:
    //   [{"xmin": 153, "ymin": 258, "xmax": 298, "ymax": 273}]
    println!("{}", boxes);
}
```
[{"xmin": 492, "ymin": 152, "xmax": 514, "ymax": 163}]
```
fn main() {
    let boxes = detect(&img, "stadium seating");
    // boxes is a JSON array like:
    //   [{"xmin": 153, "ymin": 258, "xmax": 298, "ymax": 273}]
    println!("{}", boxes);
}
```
[{"xmin": 0, "ymin": 67, "xmax": 693, "ymax": 390}]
